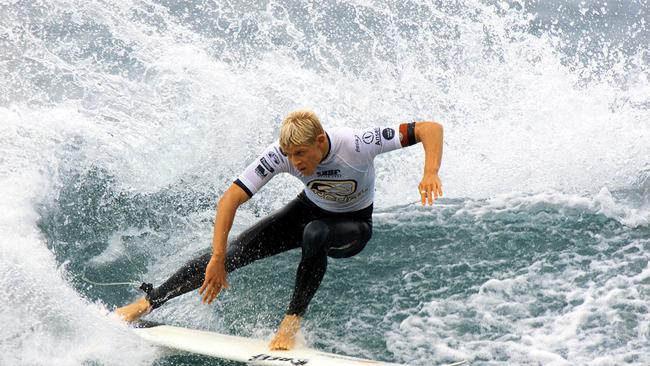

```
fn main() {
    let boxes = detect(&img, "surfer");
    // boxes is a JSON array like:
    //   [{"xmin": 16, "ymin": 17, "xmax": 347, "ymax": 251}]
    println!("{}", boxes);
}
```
[{"xmin": 116, "ymin": 109, "xmax": 443, "ymax": 350}]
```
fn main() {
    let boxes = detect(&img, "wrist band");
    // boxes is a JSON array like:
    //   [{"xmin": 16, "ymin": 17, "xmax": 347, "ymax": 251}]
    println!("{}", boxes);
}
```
[{"xmin": 407, "ymin": 122, "xmax": 416, "ymax": 146}]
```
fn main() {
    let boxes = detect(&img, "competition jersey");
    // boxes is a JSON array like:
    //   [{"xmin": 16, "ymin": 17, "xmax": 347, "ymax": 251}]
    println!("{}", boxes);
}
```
[{"xmin": 235, "ymin": 125, "xmax": 409, "ymax": 213}]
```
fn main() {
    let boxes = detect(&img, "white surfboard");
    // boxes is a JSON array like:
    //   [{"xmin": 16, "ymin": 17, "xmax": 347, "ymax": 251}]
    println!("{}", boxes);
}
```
[{"xmin": 133, "ymin": 322, "xmax": 467, "ymax": 366}]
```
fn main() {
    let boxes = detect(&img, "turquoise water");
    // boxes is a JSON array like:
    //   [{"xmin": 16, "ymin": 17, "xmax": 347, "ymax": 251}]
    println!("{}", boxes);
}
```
[{"xmin": 1, "ymin": 1, "xmax": 649, "ymax": 365}]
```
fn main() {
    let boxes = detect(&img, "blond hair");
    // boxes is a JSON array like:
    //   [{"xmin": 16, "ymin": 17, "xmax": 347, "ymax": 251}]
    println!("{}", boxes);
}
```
[{"xmin": 279, "ymin": 109, "xmax": 324, "ymax": 150}]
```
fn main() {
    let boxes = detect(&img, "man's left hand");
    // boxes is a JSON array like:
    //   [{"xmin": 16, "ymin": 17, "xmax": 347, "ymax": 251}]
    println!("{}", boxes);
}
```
[{"xmin": 419, "ymin": 172, "xmax": 443, "ymax": 205}]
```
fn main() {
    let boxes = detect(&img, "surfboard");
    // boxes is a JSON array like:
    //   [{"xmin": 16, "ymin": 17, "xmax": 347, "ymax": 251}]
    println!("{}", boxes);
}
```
[{"xmin": 133, "ymin": 321, "xmax": 467, "ymax": 366}]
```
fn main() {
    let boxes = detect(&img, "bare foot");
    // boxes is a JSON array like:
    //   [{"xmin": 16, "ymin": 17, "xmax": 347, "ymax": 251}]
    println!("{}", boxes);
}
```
[
  {"xmin": 269, "ymin": 314, "xmax": 302, "ymax": 350},
  {"xmin": 115, "ymin": 297, "xmax": 151, "ymax": 323}
]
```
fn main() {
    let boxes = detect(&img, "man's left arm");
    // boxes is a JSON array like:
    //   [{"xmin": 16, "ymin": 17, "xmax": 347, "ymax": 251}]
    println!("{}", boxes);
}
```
[{"xmin": 414, "ymin": 121, "xmax": 443, "ymax": 205}]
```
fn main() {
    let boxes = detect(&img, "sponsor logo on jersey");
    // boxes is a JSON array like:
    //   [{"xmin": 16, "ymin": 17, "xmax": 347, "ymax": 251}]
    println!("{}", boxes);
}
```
[
  {"xmin": 317, "ymin": 169, "xmax": 341, "ymax": 178},
  {"xmin": 307, "ymin": 180, "xmax": 369, "ymax": 203},
  {"xmin": 255, "ymin": 164, "xmax": 267, "ymax": 178},
  {"xmin": 248, "ymin": 354, "xmax": 308, "ymax": 365},
  {"xmin": 374, "ymin": 127, "xmax": 381, "ymax": 145},
  {"xmin": 362, "ymin": 131, "xmax": 374, "ymax": 144},
  {"xmin": 307, "ymin": 180, "xmax": 357, "ymax": 202},
  {"xmin": 260, "ymin": 157, "xmax": 275, "ymax": 173},
  {"xmin": 354, "ymin": 135, "xmax": 361, "ymax": 152},
  {"xmin": 267, "ymin": 150, "xmax": 281, "ymax": 165},
  {"xmin": 382, "ymin": 128, "xmax": 395, "ymax": 140}
]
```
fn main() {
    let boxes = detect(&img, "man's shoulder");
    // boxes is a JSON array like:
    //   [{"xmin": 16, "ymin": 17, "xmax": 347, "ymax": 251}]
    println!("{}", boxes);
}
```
[
  {"xmin": 254, "ymin": 142, "xmax": 289, "ymax": 174},
  {"xmin": 325, "ymin": 126, "xmax": 371, "ymax": 161},
  {"xmin": 327, "ymin": 126, "xmax": 354, "ymax": 137}
]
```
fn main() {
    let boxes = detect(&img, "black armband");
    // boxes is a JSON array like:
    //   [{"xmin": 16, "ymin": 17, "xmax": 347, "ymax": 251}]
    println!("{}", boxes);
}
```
[{"xmin": 399, "ymin": 122, "xmax": 417, "ymax": 147}]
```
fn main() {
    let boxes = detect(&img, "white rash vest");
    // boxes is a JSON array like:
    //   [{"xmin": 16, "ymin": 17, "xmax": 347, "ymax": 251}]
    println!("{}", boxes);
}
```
[{"xmin": 235, "ymin": 124, "xmax": 412, "ymax": 213}]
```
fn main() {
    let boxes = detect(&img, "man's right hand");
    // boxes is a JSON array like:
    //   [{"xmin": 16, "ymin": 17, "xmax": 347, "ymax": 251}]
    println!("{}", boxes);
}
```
[
  {"xmin": 199, "ymin": 255, "xmax": 229, "ymax": 304},
  {"xmin": 201, "ymin": 183, "xmax": 248, "ymax": 304}
]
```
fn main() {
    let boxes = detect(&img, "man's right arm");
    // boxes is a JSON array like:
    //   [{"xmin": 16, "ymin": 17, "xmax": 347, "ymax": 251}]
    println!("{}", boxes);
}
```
[
  {"xmin": 212, "ymin": 183, "xmax": 250, "ymax": 259},
  {"xmin": 199, "ymin": 183, "xmax": 250, "ymax": 304},
  {"xmin": 199, "ymin": 142, "xmax": 287, "ymax": 304}
]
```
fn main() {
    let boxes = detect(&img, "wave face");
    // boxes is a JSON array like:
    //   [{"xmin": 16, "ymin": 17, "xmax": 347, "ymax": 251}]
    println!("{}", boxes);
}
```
[{"xmin": 1, "ymin": 0, "xmax": 649, "ymax": 365}]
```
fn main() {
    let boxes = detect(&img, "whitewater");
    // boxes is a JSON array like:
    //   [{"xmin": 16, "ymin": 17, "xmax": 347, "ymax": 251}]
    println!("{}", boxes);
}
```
[{"xmin": 1, "ymin": 0, "xmax": 649, "ymax": 365}]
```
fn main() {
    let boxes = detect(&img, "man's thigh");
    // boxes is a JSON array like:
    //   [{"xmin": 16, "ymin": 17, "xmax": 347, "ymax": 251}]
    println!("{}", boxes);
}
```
[{"xmin": 320, "ymin": 217, "xmax": 372, "ymax": 259}]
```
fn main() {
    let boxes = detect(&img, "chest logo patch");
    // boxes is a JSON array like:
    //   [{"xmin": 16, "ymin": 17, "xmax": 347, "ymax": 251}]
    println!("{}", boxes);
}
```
[{"xmin": 307, "ymin": 180, "xmax": 357, "ymax": 202}]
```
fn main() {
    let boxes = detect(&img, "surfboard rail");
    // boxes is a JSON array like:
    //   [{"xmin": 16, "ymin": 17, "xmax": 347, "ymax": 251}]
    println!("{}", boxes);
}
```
[{"xmin": 133, "ymin": 322, "xmax": 467, "ymax": 366}]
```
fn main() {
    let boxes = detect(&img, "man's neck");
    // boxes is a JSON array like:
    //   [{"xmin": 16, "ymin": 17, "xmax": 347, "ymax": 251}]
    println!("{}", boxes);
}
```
[{"xmin": 319, "ymin": 132, "xmax": 331, "ymax": 162}]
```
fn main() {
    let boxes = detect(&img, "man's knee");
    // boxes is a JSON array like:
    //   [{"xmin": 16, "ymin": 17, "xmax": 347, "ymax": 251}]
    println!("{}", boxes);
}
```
[
  {"xmin": 302, "ymin": 220, "xmax": 330, "ymax": 259},
  {"xmin": 327, "ymin": 223, "xmax": 372, "ymax": 259}
]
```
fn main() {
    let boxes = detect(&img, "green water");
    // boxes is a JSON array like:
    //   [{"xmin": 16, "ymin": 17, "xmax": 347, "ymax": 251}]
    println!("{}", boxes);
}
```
[{"xmin": 35, "ymin": 167, "xmax": 650, "ymax": 365}]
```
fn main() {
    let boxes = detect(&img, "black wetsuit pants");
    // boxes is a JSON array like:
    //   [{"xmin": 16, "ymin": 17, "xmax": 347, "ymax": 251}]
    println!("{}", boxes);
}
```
[{"xmin": 141, "ymin": 192, "xmax": 373, "ymax": 316}]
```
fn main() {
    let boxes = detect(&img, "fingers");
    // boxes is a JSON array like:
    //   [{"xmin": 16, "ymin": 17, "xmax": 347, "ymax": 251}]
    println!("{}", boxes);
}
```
[
  {"xmin": 202, "ymin": 285, "xmax": 221, "ymax": 304},
  {"xmin": 419, "ymin": 183, "xmax": 443, "ymax": 205},
  {"xmin": 430, "ymin": 184, "xmax": 442, "ymax": 203},
  {"xmin": 201, "ymin": 282, "xmax": 221, "ymax": 304},
  {"xmin": 199, "ymin": 258, "xmax": 230, "ymax": 304},
  {"xmin": 199, "ymin": 278, "xmax": 229, "ymax": 304},
  {"xmin": 199, "ymin": 280, "xmax": 208, "ymax": 295},
  {"xmin": 433, "ymin": 185, "xmax": 443, "ymax": 202}
]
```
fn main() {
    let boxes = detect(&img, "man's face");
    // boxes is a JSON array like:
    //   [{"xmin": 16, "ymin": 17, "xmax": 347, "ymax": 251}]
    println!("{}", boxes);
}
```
[{"xmin": 283, "ymin": 134, "xmax": 327, "ymax": 176}]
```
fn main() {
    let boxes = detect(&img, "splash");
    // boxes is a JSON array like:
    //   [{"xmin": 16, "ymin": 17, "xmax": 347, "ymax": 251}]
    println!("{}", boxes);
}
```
[{"xmin": 1, "ymin": 0, "xmax": 649, "ymax": 364}]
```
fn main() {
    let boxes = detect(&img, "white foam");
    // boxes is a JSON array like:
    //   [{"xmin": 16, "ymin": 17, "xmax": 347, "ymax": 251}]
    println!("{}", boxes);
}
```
[
  {"xmin": 0, "ymin": 172, "xmax": 157, "ymax": 365},
  {"xmin": 450, "ymin": 188, "xmax": 650, "ymax": 228},
  {"xmin": 385, "ymin": 240, "xmax": 650, "ymax": 365},
  {"xmin": 1, "ymin": 0, "xmax": 648, "ymax": 364}
]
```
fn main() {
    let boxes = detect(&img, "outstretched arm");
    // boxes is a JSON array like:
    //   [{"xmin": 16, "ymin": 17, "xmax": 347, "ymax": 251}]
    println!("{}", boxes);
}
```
[
  {"xmin": 199, "ymin": 183, "xmax": 250, "ymax": 304},
  {"xmin": 414, "ymin": 121, "xmax": 444, "ymax": 205}
]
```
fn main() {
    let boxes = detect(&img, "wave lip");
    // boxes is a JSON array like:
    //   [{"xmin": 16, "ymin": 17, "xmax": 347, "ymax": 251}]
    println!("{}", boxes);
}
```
[
  {"xmin": 1, "ymin": 0, "xmax": 649, "ymax": 365},
  {"xmin": 450, "ymin": 188, "xmax": 650, "ymax": 229}
]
